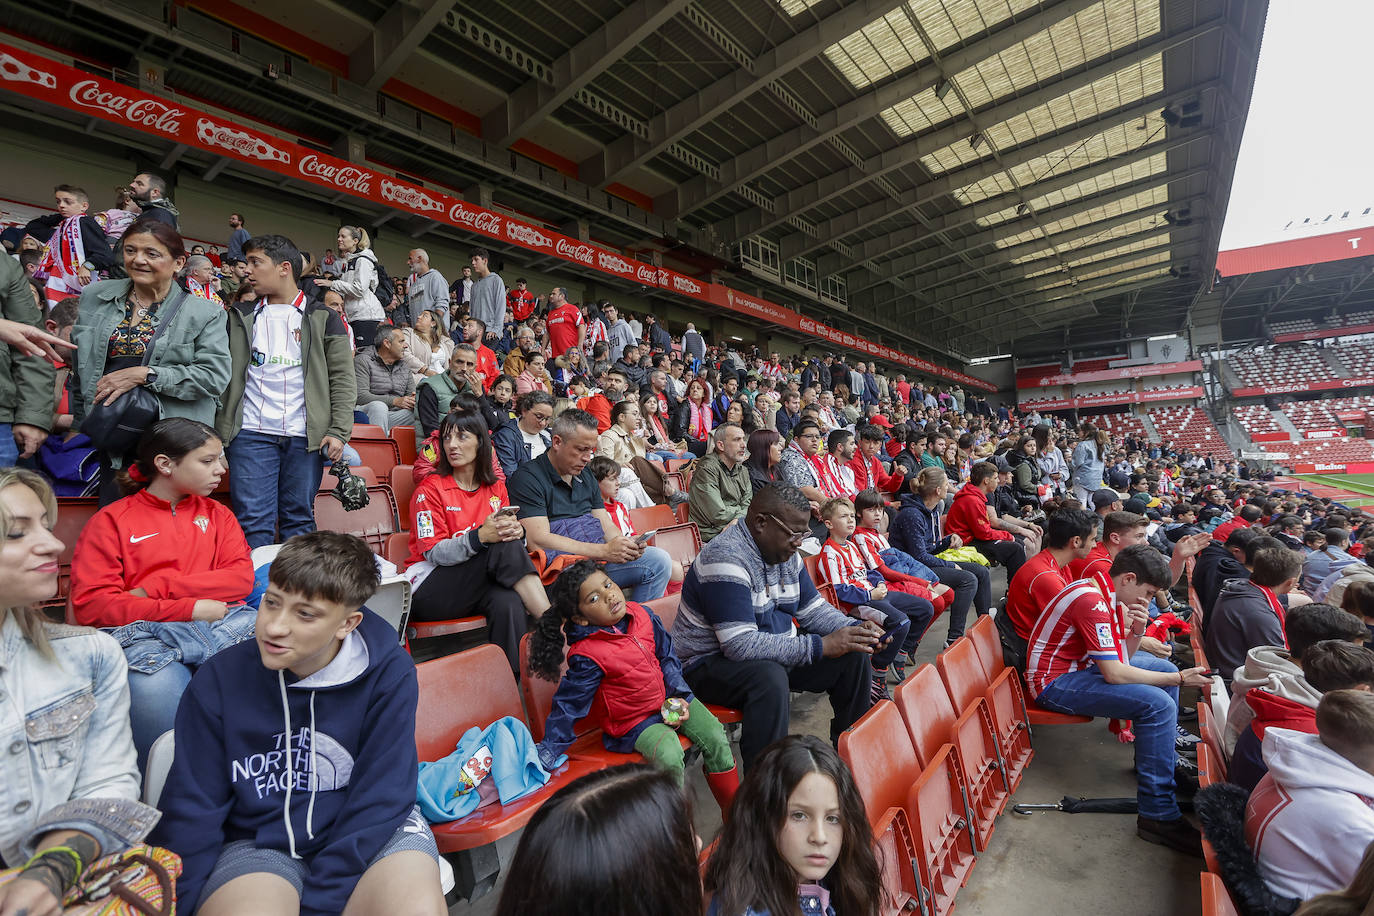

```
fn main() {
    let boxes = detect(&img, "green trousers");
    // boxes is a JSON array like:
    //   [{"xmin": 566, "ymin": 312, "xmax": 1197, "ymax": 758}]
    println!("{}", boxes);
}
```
[{"xmin": 632, "ymin": 697, "xmax": 734, "ymax": 784}]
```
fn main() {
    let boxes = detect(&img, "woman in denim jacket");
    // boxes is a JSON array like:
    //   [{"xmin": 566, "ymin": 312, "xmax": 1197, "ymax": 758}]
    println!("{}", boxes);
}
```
[
  {"xmin": 69, "ymin": 218, "xmax": 231, "ymax": 504},
  {"xmin": 0, "ymin": 468, "xmax": 157, "ymax": 914}
]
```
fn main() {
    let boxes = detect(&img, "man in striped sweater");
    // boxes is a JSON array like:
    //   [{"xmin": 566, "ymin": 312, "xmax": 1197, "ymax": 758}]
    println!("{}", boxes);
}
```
[{"xmin": 672, "ymin": 483, "xmax": 884, "ymax": 767}]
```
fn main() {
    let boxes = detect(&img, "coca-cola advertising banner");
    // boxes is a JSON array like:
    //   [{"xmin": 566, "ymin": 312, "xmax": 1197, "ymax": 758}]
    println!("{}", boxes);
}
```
[
  {"xmin": 1232, "ymin": 376, "xmax": 1374, "ymax": 398},
  {"xmin": 0, "ymin": 41, "xmax": 995, "ymax": 391},
  {"xmin": 1337, "ymin": 410, "xmax": 1369, "ymax": 421},
  {"xmin": 1017, "ymin": 360, "xmax": 1202, "ymax": 389}
]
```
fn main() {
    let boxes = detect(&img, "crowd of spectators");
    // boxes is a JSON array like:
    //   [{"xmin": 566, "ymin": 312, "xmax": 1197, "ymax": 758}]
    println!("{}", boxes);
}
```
[{"xmin": 9, "ymin": 173, "xmax": 1374, "ymax": 913}]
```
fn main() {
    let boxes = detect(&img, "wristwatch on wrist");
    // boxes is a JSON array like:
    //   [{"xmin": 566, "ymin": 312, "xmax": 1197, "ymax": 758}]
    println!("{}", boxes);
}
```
[
  {"xmin": 81, "ymin": 260, "xmax": 95, "ymax": 271},
  {"xmin": 144, "ymin": 368, "xmax": 158, "ymax": 386}
]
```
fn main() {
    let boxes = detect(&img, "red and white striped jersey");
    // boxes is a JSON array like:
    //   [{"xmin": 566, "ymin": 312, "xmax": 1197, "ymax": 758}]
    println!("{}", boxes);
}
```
[
  {"xmin": 605, "ymin": 499, "xmax": 634, "ymax": 537},
  {"xmin": 1024, "ymin": 576, "xmax": 1120, "ymax": 699},
  {"xmin": 852, "ymin": 527, "xmax": 890, "ymax": 569},
  {"xmin": 819, "ymin": 540, "xmax": 873, "ymax": 593}
]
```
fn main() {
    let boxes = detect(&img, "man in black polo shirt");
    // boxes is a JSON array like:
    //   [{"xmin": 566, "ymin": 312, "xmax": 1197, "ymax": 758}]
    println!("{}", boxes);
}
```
[{"xmin": 508, "ymin": 408, "xmax": 672, "ymax": 600}]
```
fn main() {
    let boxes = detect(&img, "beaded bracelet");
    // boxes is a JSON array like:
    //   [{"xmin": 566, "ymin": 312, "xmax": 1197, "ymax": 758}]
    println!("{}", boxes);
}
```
[{"xmin": 21, "ymin": 844, "xmax": 86, "ymax": 893}]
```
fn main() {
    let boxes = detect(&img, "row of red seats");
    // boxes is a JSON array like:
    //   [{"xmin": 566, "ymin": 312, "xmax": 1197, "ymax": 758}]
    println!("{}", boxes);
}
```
[{"xmin": 838, "ymin": 615, "xmax": 1090, "ymax": 916}]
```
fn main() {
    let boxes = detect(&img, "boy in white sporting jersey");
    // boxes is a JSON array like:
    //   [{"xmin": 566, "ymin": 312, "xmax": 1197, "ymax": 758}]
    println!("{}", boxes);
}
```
[{"xmin": 216, "ymin": 234, "xmax": 355, "ymax": 547}]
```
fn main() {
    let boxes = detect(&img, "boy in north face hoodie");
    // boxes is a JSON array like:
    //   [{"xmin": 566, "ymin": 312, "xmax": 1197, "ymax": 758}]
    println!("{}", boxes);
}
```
[{"xmin": 152, "ymin": 532, "xmax": 445, "ymax": 916}]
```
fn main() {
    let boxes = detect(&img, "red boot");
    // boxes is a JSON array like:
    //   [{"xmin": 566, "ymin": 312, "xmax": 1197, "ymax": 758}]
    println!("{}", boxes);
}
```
[{"xmin": 705, "ymin": 766, "xmax": 738, "ymax": 818}]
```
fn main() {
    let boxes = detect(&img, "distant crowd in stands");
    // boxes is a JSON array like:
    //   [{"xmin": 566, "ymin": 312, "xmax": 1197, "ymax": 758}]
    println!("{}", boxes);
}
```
[{"xmin": 8, "ymin": 172, "xmax": 1374, "ymax": 914}]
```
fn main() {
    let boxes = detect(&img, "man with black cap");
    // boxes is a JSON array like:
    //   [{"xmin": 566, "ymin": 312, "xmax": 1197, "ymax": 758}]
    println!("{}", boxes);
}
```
[{"xmin": 1092, "ymin": 487, "xmax": 1124, "ymax": 518}]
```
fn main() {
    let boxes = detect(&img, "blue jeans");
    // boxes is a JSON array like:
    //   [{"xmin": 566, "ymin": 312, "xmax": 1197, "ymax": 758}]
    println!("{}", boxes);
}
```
[
  {"xmin": 605, "ymin": 546, "xmax": 672, "ymax": 602},
  {"xmin": 1035, "ymin": 651, "xmax": 1181, "ymax": 820},
  {"xmin": 228, "ymin": 431, "xmax": 325, "ymax": 549},
  {"xmin": 0, "ymin": 424, "xmax": 17, "ymax": 467},
  {"xmin": 127, "ymin": 662, "xmax": 191, "ymax": 773}
]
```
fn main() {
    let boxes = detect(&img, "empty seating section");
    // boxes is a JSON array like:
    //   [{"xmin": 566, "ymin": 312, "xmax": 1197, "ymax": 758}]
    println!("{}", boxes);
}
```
[
  {"xmin": 1092, "ymin": 411, "xmax": 1146, "ymax": 439},
  {"xmin": 1279, "ymin": 437, "xmax": 1374, "ymax": 466},
  {"xmin": 1333, "ymin": 342, "xmax": 1374, "ymax": 377},
  {"xmin": 1229, "ymin": 345, "xmax": 1327, "ymax": 389},
  {"xmin": 1281, "ymin": 400, "xmax": 1342, "ymax": 435},
  {"xmin": 1146, "ymin": 407, "xmax": 1233, "ymax": 460},
  {"xmin": 1233, "ymin": 404, "xmax": 1281, "ymax": 439},
  {"xmin": 1270, "ymin": 310, "xmax": 1374, "ymax": 338}
]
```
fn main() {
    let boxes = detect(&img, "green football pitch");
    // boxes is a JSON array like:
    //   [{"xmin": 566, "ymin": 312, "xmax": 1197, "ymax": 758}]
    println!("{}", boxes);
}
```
[{"xmin": 1291, "ymin": 472, "xmax": 1374, "ymax": 505}]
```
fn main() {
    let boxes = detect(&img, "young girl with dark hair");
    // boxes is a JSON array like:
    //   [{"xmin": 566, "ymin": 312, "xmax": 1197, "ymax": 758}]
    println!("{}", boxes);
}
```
[
  {"xmin": 493, "ymin": 764, "xmax": 703, "ymax": 916},
  {"xmin": 705, "ymin": 734, "xmax": 881, "ymax": 916},
  {"xmin": 529, "ymin": 559, "xmax": 737, "ymax": 810},
  {"xmin": 70, "ymin": 417, "xmax": 255, "ymax": 768}
]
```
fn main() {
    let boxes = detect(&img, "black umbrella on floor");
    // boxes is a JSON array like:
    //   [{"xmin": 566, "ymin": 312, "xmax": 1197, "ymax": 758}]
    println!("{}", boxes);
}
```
[{"xmin": 1012, "ymin": 796, "xmax": 1137, "ymax": 815}]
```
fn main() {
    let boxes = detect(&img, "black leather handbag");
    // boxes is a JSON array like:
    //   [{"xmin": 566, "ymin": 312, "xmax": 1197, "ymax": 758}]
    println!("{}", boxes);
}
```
[{"xmin": 82, "ymin": 288, "xmax": 187, "ymax": 455}]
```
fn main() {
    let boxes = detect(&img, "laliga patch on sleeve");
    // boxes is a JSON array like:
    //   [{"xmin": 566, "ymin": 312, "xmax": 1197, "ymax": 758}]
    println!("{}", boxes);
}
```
[
  {"xmin": 1094, "ymin": 622, "xmax": 1114, "ymax": 649},
  {"xmin": 416, "ymin": 511, "xmax": 434, "ymax": 540}
]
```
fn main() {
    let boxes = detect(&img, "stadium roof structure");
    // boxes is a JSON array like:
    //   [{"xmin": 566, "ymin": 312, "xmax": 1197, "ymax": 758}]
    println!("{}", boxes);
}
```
[{"xmin": 0, "ymin": 0, "xmax": 1267, "ymax": 362}]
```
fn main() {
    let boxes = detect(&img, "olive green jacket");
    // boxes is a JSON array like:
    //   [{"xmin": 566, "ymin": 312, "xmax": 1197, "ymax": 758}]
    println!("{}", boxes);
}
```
[
  {"xmin": 0, "ymin": 255, "xmax": 55, "ymax": 431},
  {"xmin": 70, "ymin": 279, "xmax": 230, "ymax": 433}
]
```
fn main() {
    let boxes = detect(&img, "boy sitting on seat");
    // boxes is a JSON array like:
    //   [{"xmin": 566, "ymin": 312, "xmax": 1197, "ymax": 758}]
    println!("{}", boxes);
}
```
[{"xmin": 152, "ymin": 531, "xmax": 445, "ymax": 916}]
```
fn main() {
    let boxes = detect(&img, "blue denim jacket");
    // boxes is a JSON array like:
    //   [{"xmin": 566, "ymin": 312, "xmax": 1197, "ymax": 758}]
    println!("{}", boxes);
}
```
[
  {"xmin": 110, "ymin": 605, "xmax": 257, "ymax": 675},
  {"xmin": 0, "ymin": 614, "xmax": 159, "ymax": 866}
]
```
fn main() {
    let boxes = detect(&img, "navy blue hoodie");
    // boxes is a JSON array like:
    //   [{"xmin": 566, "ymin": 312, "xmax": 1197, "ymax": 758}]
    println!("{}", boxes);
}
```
[
  {"xmin": 151, "ymin": 609, "xmax": 419, "ymax": 915},
  {"xmin": 890, "ymin": 493, "xmax": 957, "ymax": 570}
]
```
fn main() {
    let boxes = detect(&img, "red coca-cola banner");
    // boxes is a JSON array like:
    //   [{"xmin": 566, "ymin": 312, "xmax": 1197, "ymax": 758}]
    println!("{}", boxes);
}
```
[
  {"xmin": 1017, "ymin": 386, "xmax": 1204, "ymax": 409},
  {"xmin": 1232, "ymin": 376, "xmax": 1374, "ymax": 398},
  {"xmin": 1337, "ymin": 409, "xmax": 1369, "ymax": 421},
  {"xmin": 0, "ymin": 41, "xmax": 995, "ymax": 391},
  {"xmin": 1274, "ymin": 321, "xmax": 1374, "ymax": 344}
]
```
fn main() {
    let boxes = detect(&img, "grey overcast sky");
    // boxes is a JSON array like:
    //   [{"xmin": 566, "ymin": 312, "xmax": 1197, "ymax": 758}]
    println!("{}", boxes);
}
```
[{"xmin": 1218, "ymin": 0, "xmax": 1374, "ymax": 251}]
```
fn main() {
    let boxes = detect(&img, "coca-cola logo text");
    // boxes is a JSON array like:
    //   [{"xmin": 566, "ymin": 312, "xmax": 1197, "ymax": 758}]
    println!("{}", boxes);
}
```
[
  {"xmin": 598, "ymin": 252, "xmax": 633, "ymax": 274},
  {"xmin": 298, "ymin": 154, "xmax": 372, "ymax": 194},
  {"xmin": 70, "ymin": 80, "xmax": 183, "ymax": 135},
  {"xmin": 636, "ymin": 265, "xmax": 660, "ymax": 285},
  {"xmin": 555, "ymin": 239, "xmax": 595, "ymax": 266},
  {"xmin": 447, "ymin": 203, "xmax": 503, "ymax": 235},
  {"xmin": 671, "ymin": 274, "xmax": 703, "ymax": 296}
]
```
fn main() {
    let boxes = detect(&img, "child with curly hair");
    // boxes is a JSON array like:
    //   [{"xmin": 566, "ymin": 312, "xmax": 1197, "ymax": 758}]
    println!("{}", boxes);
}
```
[{"xmin": 529, "ymin": 559, "xmax": 738, "ymax": 812}]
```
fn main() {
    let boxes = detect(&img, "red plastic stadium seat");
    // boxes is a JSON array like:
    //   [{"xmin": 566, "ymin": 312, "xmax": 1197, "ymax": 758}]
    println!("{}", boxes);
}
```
[
  {"xmin": 389, "ymin": 465, "xmax": 416, "ymax": 529},
  {"xmin": 649, "ymin": 523, "xmax": 701, "ymax": 571},
  {"xmin": 350, "ymin": 437, "xmax": 402, "ymax": 480},
  {"xmin": 1200, "ymin": 872, "xmax": 1241, "ymax": 916},
  {"xmin": 628, "ymin": 504, "xmax": 676, "ymax": 534},
  {"xmin": 389, "ymin": 534, "xmax": 486, "ymax": 642},
  {"xmin": 383, "ymin": 532, "xmax": 410, "ymax": 569},
  {"xmin": 352, "ymin": 423, "xmax": 387, "ymax": 439},
  {"xmin": 1197, "ymin": 742, "xmax": 1223, "ymax": 875},
  {"xmin": 50, "ymin": 497, "xmax": 100, "ymax": 611},
  {"xmin": 313, "ymin": 485, "xmax": 399, "ymax": 555},
  {"xmin": 968, "ymin": 615, "xmax": 1091, "ymax": 731},
  {"xmin": 894, "ymin": 666, "xmax": 1001, "ymax": 850},
  {"xmin": 389, "ymin": 426, "xmax": 418, "ymax": 466},
  {"xmin": 414, "ymin": 646, "xmax": 601, "ymax": 851},
  {"xmin": 320, "ymin": 466, "xmax": 378, "ymax": 492},
  {"xmin": 838, "ymin": 701, "xmax": 974, "ymax": 916},
  {"xmin": 1198, "ymin": 704, "xmax": 1227, "ymax": 773}
]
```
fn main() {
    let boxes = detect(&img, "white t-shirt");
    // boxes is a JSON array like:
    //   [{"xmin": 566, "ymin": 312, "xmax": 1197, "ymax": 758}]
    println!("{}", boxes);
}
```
[
  {"xmin": 520, "ymin": 427, "xmax": 547, "ymax": 461},
  {"xmin": 241, "ymin": 298, "xmax": 307, "ymax": 437}
]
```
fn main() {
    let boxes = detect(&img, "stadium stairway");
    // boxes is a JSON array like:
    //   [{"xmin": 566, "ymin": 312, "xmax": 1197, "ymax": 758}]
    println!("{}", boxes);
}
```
[
  {"xmin": 1321, "ymin": 347, "xmax": 1351, "ymax": 378},
  {"xmin": 1271, "ymin": 409, "xmax": 1302, "ymax": 439},
  {"xmin": 1139, "ymin": 412, "xmax": 1161, "ymax": 442}
]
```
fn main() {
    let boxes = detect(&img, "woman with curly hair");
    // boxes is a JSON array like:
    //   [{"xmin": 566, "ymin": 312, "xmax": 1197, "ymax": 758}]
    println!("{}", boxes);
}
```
[{"xmin": 527, "ymin": 559, "xmax": 737, "ymax": 810}]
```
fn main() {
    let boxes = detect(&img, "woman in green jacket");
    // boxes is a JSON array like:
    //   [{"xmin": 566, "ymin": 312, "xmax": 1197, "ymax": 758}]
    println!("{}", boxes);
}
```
[{"xmin": 70, "ymin": 219, "xmax": 231, "ymax": 503}]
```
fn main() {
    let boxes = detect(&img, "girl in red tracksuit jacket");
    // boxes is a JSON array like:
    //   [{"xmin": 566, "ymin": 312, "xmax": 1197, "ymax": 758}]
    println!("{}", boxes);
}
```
[
  {"xmin": 70, "ymin": 417, "xmax": 254, "ymax": 767},
  {"xmin": 528, "ymin": 560, "xmax": 738, "ymax": 813}
]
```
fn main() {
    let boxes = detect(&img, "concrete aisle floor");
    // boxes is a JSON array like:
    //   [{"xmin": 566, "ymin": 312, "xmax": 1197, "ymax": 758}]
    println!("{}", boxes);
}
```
[{"xmin": 449, "ymin": 576, "xmax": 1205, "ymax": 916}]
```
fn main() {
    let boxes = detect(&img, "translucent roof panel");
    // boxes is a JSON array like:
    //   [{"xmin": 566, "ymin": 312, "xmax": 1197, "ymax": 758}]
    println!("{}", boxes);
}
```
[
  {"xmin": 974, "ymin": 150, "xmax": 1169, "ymax": 227},
  {"xmin": 952, "ymin": 119, "xmax": 1164, "ymax": 206},
  {"xmin": 1074, "ymin": 257, "xmax": 1170, "ymax": 284},
  {"xmin": 991, "ymin": 183, "xmax": 1169, "ymax": 249},
  {"xmin": 1065, "ymin": 232, "xmax": 1169, "ymax": 268},
  {"xmin": 921, "ymin": 54, "xmax": 1164, "ymax": 175},
  {"xmin": 884, "ymin": 0, "xmax": 1158, "ymax": 140},
  {"xmin": 823, "ymin": 0, "xmax": 1040, "ymax": 90}
]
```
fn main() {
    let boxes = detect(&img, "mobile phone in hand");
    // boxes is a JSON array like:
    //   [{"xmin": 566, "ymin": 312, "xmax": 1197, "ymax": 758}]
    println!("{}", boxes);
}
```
[
  {"xmin": 635, "ymin": 529, "xmax": 657, "ymax": 545},
  {"xmin": 496, "ymin": 505, "xmax": 521, "ymax": 519}
]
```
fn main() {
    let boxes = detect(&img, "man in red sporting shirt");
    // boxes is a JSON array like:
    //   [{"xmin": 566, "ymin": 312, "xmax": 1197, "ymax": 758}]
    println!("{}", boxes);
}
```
[
  {"xmin": 947, "ymin": 461, "xmax": 1025, "ymax": 579},
  {"xmin": 1027, "ymin": 544, "xmax": 1211, "ymax": 855},
  {"xmin": 545, "ymin": 286, "xmax": 584, "ymax": 357},
  {"xmin": 1212, "ymin": 503, "xmax": 1263, "ymax": 543},
  {"xmin": 1004, "ymin": 508, "xmax": 1098, "ymax": 640},
  {"xmin": 506, "ymin": 277, "xmax": 535, "ymax": 322},
  {"xmin": 461, "ymin": 317, "xmax": 500, "ymax": 391}
]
